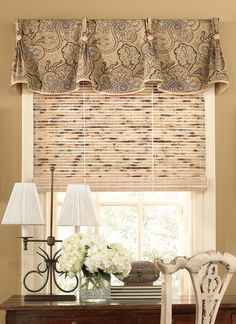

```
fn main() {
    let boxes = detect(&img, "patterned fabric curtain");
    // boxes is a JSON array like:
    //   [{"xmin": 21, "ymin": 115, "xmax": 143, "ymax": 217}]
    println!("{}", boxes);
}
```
[{"xmin": 11, "ymin": 18, "xmax": 228, "ymax": 95}]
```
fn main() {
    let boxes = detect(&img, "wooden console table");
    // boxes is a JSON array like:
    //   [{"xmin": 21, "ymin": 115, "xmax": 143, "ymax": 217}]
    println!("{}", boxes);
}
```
[{"xmin": 1, "ymin": 295, "xmax": 236, "ymax": 324}]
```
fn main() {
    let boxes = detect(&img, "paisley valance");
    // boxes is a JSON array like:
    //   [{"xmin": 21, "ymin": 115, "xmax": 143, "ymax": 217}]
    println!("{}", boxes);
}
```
[{"xmin": 11, "ymin": 18, "xmax": 229, "ymax": 95}]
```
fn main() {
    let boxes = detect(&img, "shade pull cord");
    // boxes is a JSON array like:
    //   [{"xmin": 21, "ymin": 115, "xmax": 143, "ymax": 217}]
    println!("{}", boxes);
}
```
[
  {"xmin": 83, "ymin": 82, "xmax": 87, "ymax": 184},
  {"xmin": 151, "ymin": 82, "xmax": 155, "ymax": 192}
]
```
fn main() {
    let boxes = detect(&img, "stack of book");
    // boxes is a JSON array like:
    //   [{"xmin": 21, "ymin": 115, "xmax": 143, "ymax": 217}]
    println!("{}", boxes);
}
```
[{"xmin": 110, "ymin": 285, "xmax": 161, "ymax": 300}]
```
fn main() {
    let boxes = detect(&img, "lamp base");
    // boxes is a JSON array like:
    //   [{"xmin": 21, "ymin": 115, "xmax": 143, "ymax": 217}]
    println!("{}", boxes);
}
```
[{"xmin": 24, "ymin": 294, "xmax": 76, "ymax": 301}]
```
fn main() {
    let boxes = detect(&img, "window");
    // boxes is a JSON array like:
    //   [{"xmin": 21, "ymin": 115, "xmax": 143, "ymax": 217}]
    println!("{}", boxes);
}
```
[
  {"xmin": 56, "ymin": 191, "xmax": 190, "ymax": 261},
  {"xmin": 56, "ymin": 191, "xmax": 190, "ymax": 294},
  {"xmin": 21, "ymin": 85, "xmax": 215, "ymax": 296}
]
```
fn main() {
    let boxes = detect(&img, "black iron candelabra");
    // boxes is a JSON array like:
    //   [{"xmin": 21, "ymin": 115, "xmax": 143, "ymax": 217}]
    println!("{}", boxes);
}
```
[{"xmin": 22, "ymin": 166, "xmax": 79, "ymax": 301}]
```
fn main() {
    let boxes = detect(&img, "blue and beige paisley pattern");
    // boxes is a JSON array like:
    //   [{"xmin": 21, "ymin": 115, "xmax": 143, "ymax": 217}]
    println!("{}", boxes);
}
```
[{"xmin": 11, "ymin": 18, "xmax": 229, "ymax": 94}]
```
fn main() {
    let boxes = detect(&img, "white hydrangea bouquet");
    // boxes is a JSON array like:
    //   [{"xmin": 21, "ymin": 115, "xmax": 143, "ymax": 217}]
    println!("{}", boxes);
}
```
[{"xmin": 59, "ymin": 233, "xmax": 132, "ymax": 299}]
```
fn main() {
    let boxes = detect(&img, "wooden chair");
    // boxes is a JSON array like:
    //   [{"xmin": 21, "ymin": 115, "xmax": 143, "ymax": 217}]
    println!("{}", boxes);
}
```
[{"xmin": 155, "ymin": 251, "xmax": 236, "ymax": 324}]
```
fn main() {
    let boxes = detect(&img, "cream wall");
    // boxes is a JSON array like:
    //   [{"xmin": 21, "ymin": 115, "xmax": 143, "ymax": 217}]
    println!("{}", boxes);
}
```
[{"xmin": 0, "ymin": 0, "xmax": 236, "ymax": 322}]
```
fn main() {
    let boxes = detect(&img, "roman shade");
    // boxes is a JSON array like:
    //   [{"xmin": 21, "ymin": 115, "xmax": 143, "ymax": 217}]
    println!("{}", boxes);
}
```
[
  {"xmin": 12, "ymin": 18, "xmax": 228, "ymax": 95},
  {"xmin": 33, "ymin": 82, "xmax": 206, "ymax": 192}
]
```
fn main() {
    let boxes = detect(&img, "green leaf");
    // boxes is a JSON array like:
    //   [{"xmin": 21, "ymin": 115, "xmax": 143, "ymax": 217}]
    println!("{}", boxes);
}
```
[
  {"xmin": 98, "ymin": 269, "xmax": 111, "ymax": 282},
  {"xmin": 82, "ymin": 265, "xmax": 90, "ymax": 278}
]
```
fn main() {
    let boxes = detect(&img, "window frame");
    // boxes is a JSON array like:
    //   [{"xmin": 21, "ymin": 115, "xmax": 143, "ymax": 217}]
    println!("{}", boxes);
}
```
[
  {"xmin": 21, "ymin": 85, "xmax": 216, "ymax": 296},
  {"xmin": 56, "ymin": 191, "xmax": 190, "ymax": 260}
]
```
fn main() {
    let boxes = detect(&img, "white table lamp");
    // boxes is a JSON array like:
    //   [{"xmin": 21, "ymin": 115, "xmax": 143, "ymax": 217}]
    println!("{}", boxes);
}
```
[
  {"xmin": 1, "ymin": 183, "xmax": 44, "ymax": 237},
  {"xmin": 58, "ymin": 184, "xmax": 99, "ymax": 229}
]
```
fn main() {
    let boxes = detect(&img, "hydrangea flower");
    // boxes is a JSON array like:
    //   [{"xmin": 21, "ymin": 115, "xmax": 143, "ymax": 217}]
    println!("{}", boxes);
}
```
[{"xmin": 59, "ymin": 233, "xmax": 132, "ymax": 283}]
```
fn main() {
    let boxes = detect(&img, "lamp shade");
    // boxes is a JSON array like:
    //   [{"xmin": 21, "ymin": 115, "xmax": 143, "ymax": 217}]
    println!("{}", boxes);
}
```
[
  {"xmin": 58, "ymin": 184, "xmax": 99, "ymax": 226},
  {"xmin": 1, "ymin": 183, "xmax": 44, "ymax": 225}
]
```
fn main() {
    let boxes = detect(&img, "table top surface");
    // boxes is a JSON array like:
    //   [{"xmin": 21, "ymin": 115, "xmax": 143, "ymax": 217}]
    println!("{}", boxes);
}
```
[{"xmin": 1, "ymin": 295, "xmax": 236, "ymax": 311}]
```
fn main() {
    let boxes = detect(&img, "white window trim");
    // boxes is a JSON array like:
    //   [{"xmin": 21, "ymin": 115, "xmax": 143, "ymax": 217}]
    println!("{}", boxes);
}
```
[
  {"xmin": 22, "ymin": 86, "xmax": 34, "ymax": 182},
  {"xmin": 21, "ymin": 85, "xmax": 216, "ymax": 296},
  {"xmin": 191, "ymin": 87, "xmax": 216, "ymax": 254},
  {"xmin": 179, "ymin": 87, "xmax": 216, "ymax": 296}
]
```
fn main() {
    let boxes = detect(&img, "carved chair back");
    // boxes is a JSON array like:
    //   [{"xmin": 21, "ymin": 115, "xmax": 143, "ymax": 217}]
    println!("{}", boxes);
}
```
[{"xmin": 155, "ymin": 251, "xmax": 236, "ymax": 324}]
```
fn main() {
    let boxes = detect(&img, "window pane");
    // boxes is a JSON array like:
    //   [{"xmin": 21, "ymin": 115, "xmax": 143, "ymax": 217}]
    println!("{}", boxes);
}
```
[
  {"xmin": 142, "ymin": 205, "xmax": 180, "ymax": 262},
  {"xmin": 98, "ymin": 192, "xmax": 138, "ymax": 202},
  {"xmin": 143, "ymin": 192, "xmax": 181, "ymax": 202},
  {"xmin": 100, "ymin": 206, "xmax": 137, "ymax": 259}
]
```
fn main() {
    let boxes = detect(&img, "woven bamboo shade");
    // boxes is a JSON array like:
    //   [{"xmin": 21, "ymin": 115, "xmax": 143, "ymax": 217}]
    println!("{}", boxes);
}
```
[{"xmin": 33, "ymin": 82, "xmax": 206, "ymax": 192}]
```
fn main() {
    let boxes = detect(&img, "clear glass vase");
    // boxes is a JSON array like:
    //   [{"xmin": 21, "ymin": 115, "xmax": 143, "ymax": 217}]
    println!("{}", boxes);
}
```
[{"xmin": 79, "ymin": 273, "xmax": 111, "ymax": 302}]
